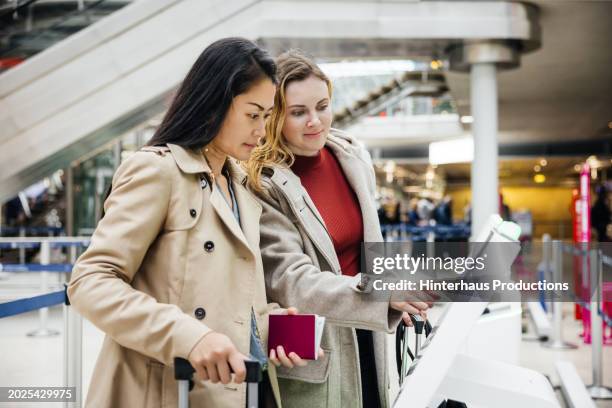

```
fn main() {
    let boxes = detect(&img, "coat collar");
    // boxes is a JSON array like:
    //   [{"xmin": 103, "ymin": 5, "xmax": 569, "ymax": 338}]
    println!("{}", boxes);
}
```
[
  {"xmin": 165, "ymin": 144, "xmax": 257, "ymax": 253},
  {"xmin": 167, "ymin": 143, "xmax": 248, "ymax": 185},
  {"xmin": 266, "ymin": 130, "xmax": 383, "ymax": 272},
  {"xmin": 326, "ymin": 128, "xmax": 361, "ymax": 155},
  {"xmin": 167, "ymin": 143, "xmax": 210, "ymax": 174}
]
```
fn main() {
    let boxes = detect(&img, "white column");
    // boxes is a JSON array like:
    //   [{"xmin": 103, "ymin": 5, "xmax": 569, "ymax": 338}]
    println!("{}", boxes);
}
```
[{"xmin": 470, "ymin": 62, "xmax": 499, "ymax": 237}]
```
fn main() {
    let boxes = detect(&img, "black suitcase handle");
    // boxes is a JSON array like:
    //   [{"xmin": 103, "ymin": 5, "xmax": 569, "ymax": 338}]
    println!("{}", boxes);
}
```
[
  {"xmin": 174, "ymin": 357, "xmax": 263, "ymax": 408},
  {"xmin": 396, "ymin": 315, "xmax": 432, "ymax": 382},
  {"xmin": 174, "ymin": 357, "xmax": 262, "ymax": 383}
]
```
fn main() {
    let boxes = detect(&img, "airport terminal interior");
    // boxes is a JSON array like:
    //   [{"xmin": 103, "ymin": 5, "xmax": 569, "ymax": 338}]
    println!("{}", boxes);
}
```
[{"xmin": 0, "ymin": 0, "xmax": 611, "ymax": 407}]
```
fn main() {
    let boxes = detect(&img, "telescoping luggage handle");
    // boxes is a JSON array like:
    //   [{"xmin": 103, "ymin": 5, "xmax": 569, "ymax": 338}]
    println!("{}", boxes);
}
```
[
  {"xmin": 396, "ymin": 314, "xmax": 432, "ymax": 385},
  {"xmin": 174, "ymin": 357, "xmax": 262, "ymax": 408}
]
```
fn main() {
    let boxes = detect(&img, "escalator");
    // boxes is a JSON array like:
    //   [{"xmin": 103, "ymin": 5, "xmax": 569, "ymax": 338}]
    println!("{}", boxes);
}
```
[{"xmin": 0, "ymin": 0, "xmax": 265, "ymax": 202}]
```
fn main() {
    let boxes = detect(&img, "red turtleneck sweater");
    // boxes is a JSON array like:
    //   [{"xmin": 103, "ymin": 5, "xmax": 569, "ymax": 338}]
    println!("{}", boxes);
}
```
[{"xmin": 291, "ymin": 146, "xmax": 364, "ymax": 277}]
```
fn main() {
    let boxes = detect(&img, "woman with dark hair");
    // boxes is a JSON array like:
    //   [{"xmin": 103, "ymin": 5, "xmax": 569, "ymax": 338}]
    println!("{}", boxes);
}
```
[
  {"xmin": 68, "ymin": 37, "xmax": 305, "ymax": 408},
  {"xmin": 246, "ymin": 50, "xmax": 428, "ymax": 408}
]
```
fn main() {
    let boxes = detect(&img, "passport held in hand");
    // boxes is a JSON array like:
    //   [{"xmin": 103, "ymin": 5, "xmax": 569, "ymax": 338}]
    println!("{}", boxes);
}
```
[{"xmin": 268, "ymin": 314, "xmax": 326, "ymax": 360}]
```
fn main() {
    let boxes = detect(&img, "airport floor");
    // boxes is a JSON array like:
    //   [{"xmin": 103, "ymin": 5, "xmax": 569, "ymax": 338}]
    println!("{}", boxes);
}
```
[{"xmin": 0, "ymin": 275, "xmax": 610, "ymax": 407}]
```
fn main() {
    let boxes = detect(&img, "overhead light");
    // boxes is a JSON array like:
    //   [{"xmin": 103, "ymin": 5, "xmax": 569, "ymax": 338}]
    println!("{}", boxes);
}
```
[
  {"xmin": 429, "ymin": 138, "xmax": 473, "ymax": 165},
  {"xmin": 587, "ymin": 155, "xmax": 599, "ymax": 168},
  {"xmin": 534, "ymin": 174, "xmax": 546, "ymax": 183},
  {"xmin": 384, "ymin": 160, "xmax": 396, "ymax": 183},
  {"xmin": 460, "ymin": 116, "xmax": 474, "ymax": 124},
  {"xmin": 430, "ymin": 60, "xmax": 443, "ymax": 70},
  {"xmin": 383, "ymin": 161, "xmax": 396, "ymax": 173},
  {"xmin": 425, "ymin": 167, "xmax": 436, "ymax": 181},
  {"xmin": 539, "ymin": 159, "xmax": 547, "ymax": 166},
  {"xmin": 534, "ymin": 165, "xmax": 541, "ymax": 172}
]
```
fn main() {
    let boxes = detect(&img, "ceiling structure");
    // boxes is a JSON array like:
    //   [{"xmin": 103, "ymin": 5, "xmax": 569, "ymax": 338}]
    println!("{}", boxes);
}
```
[
  {"xmin": 0, "ymin": 0, "xmax": 130, "ymax": 71},
  {"xmin": 444, "ymin": 0, "xmax": 612, "ymax": 146},
  {"xmin": 0, "ymin": 0, "xmax": 611, "ymax": 203}
]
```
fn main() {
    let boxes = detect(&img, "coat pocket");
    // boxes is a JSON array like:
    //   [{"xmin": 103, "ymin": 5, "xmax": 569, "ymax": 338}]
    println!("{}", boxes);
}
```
[
  {"xmin": 277, "ymin": 351, "xmax": 334, "ymax": 408},
  {"xmin": 275, "ymin": 348, "xmax": 332, "ymax": 384},
  {"xmin": 144, "ymin": 360, "xmax": 165, "ymax": 408}
]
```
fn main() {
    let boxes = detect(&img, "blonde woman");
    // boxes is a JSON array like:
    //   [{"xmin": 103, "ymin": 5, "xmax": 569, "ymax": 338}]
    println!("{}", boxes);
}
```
[{"xmin": 246, "ymin": 50, "xmax": 429, "ymax": 408}]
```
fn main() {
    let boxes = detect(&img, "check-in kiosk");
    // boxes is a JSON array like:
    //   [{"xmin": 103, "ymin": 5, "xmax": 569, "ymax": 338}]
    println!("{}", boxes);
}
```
[
  {"xmin": 394, "ymin": 216, "xmax": 560, "ymax": 407},
  {"xmin": 393, "ymin": 302, "xmax": 559, "ymax": 408}
]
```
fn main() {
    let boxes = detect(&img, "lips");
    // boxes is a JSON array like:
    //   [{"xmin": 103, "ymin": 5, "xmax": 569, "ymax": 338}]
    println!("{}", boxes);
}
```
[{"xmin": 303, "ymin": 130, "xmax": 323, "ymax": 138}]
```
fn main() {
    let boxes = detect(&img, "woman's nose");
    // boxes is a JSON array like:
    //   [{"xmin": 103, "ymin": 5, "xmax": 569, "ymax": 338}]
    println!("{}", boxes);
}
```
[{"xmin": 308, "ymin": 115, "xmax": 321, "ymax": 128}]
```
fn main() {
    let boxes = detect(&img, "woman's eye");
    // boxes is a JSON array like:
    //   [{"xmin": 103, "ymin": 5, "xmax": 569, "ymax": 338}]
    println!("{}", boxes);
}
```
[
  {"xmin": 291, "ymin": 111, "xmax": 304, "ymax": 117},
  {"xmin": 264, "ymin": 114, "xmax": 271, "ymax": 120},
  {"xmin": 317, "ymin": 105, "xmax": 329, "ymax": 111},
  {"xmin": 249, "ymin": 114, "xmax": 259, "ymax": 120}
]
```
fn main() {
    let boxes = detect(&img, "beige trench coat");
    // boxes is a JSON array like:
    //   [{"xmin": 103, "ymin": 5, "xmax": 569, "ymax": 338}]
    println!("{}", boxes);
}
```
[
  {"xmin": 68, "ymin": 144, "xmax": 281, "ymax": 408},
  {"xmin": 251, "ymin": 130, "xmax": 402, "ymax": 407}
]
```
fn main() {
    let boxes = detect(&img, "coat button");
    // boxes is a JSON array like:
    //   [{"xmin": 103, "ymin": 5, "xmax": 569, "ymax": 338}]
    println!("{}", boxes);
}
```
[
  {"xmin": 189, "ymin": 209, "xmax": 197, "ymax": 218},
  {"xmin": 194, "ymin": 307, "xmax": 206, "ymax": 320},
  {"xmin": 204, "ymin": 241, "xmax": 215, "ymax": 252}
]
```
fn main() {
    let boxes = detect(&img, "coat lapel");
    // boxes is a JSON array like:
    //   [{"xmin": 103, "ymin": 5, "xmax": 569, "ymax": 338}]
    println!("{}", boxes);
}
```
[
  {"xmin": 271, "ymin": 167, "xmax": 341, "ymax": 273},
  {"xmin": 326, "ymin": 138, "xmax": 383, "ymax": 243},
  {"xmin": 268, "ymin": 133, "xmax": 383, "ymax": 274},
  {"xmin": 208, "ymin": 188, "xmax": 253, "ymax": 253},
  {"xmin": 209, "ymin": 161, "xmax": 262, "ymax": 257},
  {"xmin": 232, "ymin": 181, "xmax": 262, "ymax": 253},
  {"xmin": 167, "ymin": 144, "xmax": 260, "ymax": 255}
]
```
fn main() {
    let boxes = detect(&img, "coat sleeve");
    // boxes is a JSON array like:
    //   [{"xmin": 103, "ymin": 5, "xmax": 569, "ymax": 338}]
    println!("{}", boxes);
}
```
[
  {"xmin": 67, "ymin": 152, "xmax": 211, "ymax": 365},
  {"xmin": 255, "ymin": 182, "xmax": 401, "ymax": 333}
]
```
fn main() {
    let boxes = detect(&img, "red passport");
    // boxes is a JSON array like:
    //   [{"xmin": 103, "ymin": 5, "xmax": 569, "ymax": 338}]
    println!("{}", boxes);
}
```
[{"xmin": 268, "ymin": 314, "xmax": 326, "ymax": 360}]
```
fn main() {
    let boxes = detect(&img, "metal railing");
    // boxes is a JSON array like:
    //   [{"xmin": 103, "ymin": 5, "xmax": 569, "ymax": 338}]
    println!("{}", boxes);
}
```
[{"xmin": 0, "ymin": 237, "xmax": 89, "ymax": 407}]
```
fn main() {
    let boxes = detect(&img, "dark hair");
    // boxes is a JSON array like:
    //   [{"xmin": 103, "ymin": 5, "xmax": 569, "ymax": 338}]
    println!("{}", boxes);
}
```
[{"xmin": 147, "ymin": 37, "xmax": 277, "ymax": 149}]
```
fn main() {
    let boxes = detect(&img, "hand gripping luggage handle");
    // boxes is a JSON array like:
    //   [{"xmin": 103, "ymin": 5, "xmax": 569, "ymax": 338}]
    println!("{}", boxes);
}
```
[
  {"xmin": 174, "ymin": 357, "xmax": 262, "ymax": 383},
  {"xmin": 174, "ymin": 358, "xmax": 262, "ymax": 408}
]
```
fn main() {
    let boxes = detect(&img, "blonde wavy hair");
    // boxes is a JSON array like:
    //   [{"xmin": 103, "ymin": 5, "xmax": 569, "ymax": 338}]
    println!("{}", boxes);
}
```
[{"xmin": 246, "ymin": 49, "xmax": 332, "ymax": 192}]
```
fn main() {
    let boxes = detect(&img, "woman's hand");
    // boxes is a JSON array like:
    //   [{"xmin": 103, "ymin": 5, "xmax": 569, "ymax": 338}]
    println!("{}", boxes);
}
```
[
  {"xmin": 268, "ymin": 307, "xmax": 325, "ymax": 368},
  {"xmin": 188, "ymin": 332, "xmax": 249, "ymax": 385},
  {"xmin": 390, "ymin": 301, "xmax": 429, "ymax": 326}
]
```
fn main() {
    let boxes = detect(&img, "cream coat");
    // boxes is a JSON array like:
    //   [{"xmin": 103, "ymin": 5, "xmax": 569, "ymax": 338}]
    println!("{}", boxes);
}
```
[
  {"xmin": 68, "ymin": 144, "xmax": 281, "ymax": 408},
  {"xmin": 252, "ymin": 131, "xmax": 402, "ymax": 407}
]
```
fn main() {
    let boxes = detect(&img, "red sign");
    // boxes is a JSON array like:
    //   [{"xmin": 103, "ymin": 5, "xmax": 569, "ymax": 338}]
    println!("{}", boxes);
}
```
[{"xmin": 578, "ymin": 164, "xmax": 591, "ymax": 243}]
